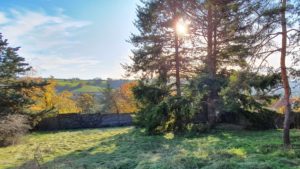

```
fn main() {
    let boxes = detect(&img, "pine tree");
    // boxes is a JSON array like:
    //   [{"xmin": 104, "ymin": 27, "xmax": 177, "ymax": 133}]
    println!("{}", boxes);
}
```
[
  {"xmin": 252, "ymin": 0, "xmax": 300, "ymax": 148},
  {"xmin": 0, "ymin": 34, "xmax": 34, "ymax": 115},
  {"xmin": 124, "ymin": 0, "xmax": 195, "ymax": 95},
  {"xmin": 186, "ymin": 0, "xmax": 262, "ymax": 126}
]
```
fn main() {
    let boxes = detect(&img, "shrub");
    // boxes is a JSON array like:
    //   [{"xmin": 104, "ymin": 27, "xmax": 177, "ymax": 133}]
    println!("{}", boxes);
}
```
[
  {"xmin": 0, "ymin": 114, "xmax": 31, "ymax": 147},
  {"xmin": 135, "ymin": 96, "xmax": 195, "ymax": 134},
  {"xmin": 241, "ymin": 109, "xmax": 277, "ymax": 130},
  {"xmin": 186, "ymin": 123, "xmax": 209, "ymax": 135},
  {"xmin": 292, "ymin": 111, "xmax": 300, "ymax": 129},
  {"xmin": 133, "ymin": 83, "xmax": 195, "ymax": 134},
  {"xmin": 134, "ymin": 100, "xmax": 169, "ymax": 134}
]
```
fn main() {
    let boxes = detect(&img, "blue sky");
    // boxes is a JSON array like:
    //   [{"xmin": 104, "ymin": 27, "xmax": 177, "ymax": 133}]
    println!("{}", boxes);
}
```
[{"xmin": 0, "ymin": 0, "xmax": 140, "ymax": 79}]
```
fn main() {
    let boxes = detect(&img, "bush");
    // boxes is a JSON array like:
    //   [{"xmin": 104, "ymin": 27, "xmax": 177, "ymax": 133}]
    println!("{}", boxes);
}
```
[
  {"xmin": 0, "ymin": 114, "xmax": 31, "ymax": 147},
  {"xmin": 292, "ymin": 111, "xmax": 300, "ymax": 129},
  {"xmin": 134, "ymin": 100, "xmax": 170, "ymax": 134},
  {"xmin": 133, "ymin": 83, "xmax": 194, "ymax": 134},
  {"xmin": 135, "ymin": 96, "xmax": 194, "ymax": 134},
  {"xmin": 241, "ymin": 109, "xmax": 277, "ymax": 130},
  {"xmin": 186, "ymin": 123, "xmax": 209, "ymax": 134}
]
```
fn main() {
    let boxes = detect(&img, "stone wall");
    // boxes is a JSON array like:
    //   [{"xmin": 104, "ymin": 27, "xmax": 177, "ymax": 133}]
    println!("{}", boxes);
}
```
[{"xmin": 34, "ymin": 113, "xmax": 133, "ymax": 131}]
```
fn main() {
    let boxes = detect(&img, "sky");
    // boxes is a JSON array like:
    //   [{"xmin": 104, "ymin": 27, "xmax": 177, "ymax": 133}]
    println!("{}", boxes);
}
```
[
  {"xmin": 0, "ymin": 0, "xmax": 297, "ymax": 80},
  {"xmin": 0, "ymin": 0, "xmax": 140, "ymax": 79}
]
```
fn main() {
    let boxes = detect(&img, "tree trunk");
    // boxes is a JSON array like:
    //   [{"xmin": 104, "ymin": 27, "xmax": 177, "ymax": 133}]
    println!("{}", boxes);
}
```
[
  {"xmin": 175, "ymin": 32, "xmax": 181, "ymax": 97},
  {"xmin": 206, "ymin": 1, "xmax": 216, "ymax": 126},
  {"xmin": 280, "ymin": 0, "xmax": 292, "ymax": 149}
]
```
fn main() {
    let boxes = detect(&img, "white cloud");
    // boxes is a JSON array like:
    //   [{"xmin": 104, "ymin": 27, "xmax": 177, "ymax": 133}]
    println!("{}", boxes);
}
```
[
  {"xmin": 1, "ymin": 9, "xmax": 90, "ymax": 49},
  {"xmin": 0, "ymin": 12, "xmax": 9, "ymax": 24},
  {"xmin": 0, "ymin": 9, "xmax": 96, "ymax": 78}
]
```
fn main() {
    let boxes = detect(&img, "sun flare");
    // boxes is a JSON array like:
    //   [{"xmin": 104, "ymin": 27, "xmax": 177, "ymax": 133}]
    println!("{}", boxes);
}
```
[{"xmin": 176, "ymin": 18, "xmax": 189, "ymax": 36}]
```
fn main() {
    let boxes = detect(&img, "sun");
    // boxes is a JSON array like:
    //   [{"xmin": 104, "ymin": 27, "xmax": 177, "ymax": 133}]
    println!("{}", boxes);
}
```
[{"xmin": 176, "ymin": 18, "xmax": 189, "ymax": 36}]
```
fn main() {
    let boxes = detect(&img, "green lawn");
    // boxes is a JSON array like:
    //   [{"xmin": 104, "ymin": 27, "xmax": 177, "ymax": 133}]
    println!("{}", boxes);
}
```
[{"xmin": 1, "ymin": 127, "xmax": 300, "ymax": 169}]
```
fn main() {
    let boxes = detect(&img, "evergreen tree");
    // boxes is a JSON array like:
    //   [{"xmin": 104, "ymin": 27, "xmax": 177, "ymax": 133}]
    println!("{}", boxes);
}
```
[
  {"xmin": 185, "ymin": 0, "xmax": 266, "ymax": 126},
  {"xmin": 0, "ymin": 34, "xmax": 45, "ymax": 115},
  {"xmin": 251, "ymin": 0, "xmax": 300, "ymax": 148},
  {"xmin": 127, "ymin": 0, "xmax": 290, "ymax": 133},
  {"xmin": 124, "ymin": 0, "xmax": 196, "ymax": 94}
]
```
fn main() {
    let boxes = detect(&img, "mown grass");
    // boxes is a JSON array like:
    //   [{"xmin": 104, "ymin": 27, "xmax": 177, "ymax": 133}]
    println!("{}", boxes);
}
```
[{"xmin": 0, "ymin": 127, "xmax": 300, "ymax": 169}]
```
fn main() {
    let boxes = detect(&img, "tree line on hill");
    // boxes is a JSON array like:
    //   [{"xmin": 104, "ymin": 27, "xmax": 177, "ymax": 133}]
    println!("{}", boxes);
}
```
[{"xmin": 123, "ymin": 0, "xmax": 300, "ymax": 148}]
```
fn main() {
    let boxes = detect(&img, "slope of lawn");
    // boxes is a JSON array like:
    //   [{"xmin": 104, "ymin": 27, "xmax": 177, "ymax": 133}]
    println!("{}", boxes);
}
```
[
  {"xmin": 54, "ymin": 79, "xmax": 131, "ymax": 93},
  {"xmin": 71, "ymin": 85, "xmax": 103, "ymax": 93},
  {"xmin": 1, "ymin": 127, "xmax": 300, "ymax": 169}
]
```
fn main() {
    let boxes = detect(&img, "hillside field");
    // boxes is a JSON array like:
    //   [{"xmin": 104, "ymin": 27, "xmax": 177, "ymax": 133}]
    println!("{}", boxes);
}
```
[
  {"xmin": 54, "ymin": 79, "xmax": 131, "ymax": 93},
  {"xmin": 53, "ymin": 78, "xmax": 300, "ymax": 96},
  {"xmin": 1, "ymin": 127, "xmax": 300, "ymax": 169}
]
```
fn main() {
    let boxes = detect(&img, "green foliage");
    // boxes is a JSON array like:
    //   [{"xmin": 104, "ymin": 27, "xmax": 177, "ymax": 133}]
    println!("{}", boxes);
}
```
[
  {"xmin": 220, "ymin": 71, "xmax": 281, "ymax": 113},
  {"xmin": 0, "ymin": 34, "xmax": 48, "ymax": 146},
  {"xmin": 0, "ymin": 35, "xmax": 49, "ymax": 116},
  {"xmin": 133, "ymin": 83, "xmax": 169, "ymax": 134},
  {"xmin": 185, "ymin": 70, "xmax": 281, "ymax": 130},
  {"xmin": 125, "ymin": 0, "xmax": 289, "ymax": 134},
  {"xmin": 132, "ymin": 82, "xmax": 169, "ymax": 105},
  {"xmin": 218, "ymin": 71, "xmax": 281, "ymax": 130},
  {"xmin": 0, "ymin": 35, "xmax": 32, "ymax": 114},
  {"xmin": 133, "ymin": 69, "xmax": 281, "ymax": 133},
  {"xmin": 133, "ymin": 82, "xmax": 193, "ymax": 134},
  {"xmin": 292, "ymin": 112, "xmax": 300, "ymax": 129},
  {"xmin": 185, "ymin": 123, "xmax": 209, "ymax": 135},
  {"xmin": 241, "ymin": 110, "xmax": 277, "ymax": 130},
  {"xmin": 188, "ymin": 72, "xmax": 228, "ymax": 113}
]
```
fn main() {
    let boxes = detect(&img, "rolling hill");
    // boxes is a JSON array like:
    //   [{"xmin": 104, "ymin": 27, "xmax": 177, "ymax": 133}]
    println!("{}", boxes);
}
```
[
  {"xmin": 50, "ymin": 78, "xmax": 299, "ymax": 96},
  {"xmin": 52, "ymin": 78, "xmax": 131, "ymax": 93}
]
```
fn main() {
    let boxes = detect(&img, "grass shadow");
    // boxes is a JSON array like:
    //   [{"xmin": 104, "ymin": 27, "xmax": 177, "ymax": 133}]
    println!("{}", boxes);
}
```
[
  {"xmin": 13, "ymin": 128, "xmax": 209, "ymax": 169},
  {"xmin": 8, "ymin": 128, "xmax": 300, "ymax": 169}
]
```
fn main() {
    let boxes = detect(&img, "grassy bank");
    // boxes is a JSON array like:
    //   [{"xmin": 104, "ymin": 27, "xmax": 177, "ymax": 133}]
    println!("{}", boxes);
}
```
[{"xmin": 0, "ymin": 127, "xmax": 300, "ymax": 169}]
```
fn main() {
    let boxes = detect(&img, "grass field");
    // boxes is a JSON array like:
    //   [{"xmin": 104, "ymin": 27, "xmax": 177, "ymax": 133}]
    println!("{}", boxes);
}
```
[
  {"xmin": 54, "ymin": 79, "xmax": 129, "ymax": 93},
  {"xmin": 72, "ymin": 85, "xmax": 103, "ymax": 93},
  {"xmin": 1, "ymin": 127, "xmax": 300, "ymax": 169},
  {"xmin": 55, "ymin": 79, "xmax": 106, "ymax": 93}
]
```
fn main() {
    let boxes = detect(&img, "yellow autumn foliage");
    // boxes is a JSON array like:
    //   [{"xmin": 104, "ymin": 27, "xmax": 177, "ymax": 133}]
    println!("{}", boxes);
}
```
[
  {"xmin": 115, "ymin": 81, "xmax": 138, "ymax": 113},
  {"xmin": 22, "ymin": 77, "xmax": 80, "ymax": 114}
]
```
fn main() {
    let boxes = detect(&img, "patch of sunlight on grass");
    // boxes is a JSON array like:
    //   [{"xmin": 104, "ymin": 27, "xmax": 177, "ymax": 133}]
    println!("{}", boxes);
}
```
[
  {"xmin": 227, "ymin": 148, "xmax": 246, "ymax": 158},
  {"xmin": 222, "ymin": 132, "xmax": 233, "ymax": 139},
  {"xmin": 164, "ymin": 132, "xmax": 174, "ymax": 140},
  {"xmin": 1, "ymin": 127, "xmax": 300, "ymax": 169},
  {"xmin": 206, "ymin": 135, "xmax": 220, "ymax": 143},
  {"xmin": 192, "ymin": 151, "xmax": 209, "ymax": 159},
  {"xmin": 0, "ymin": 127, "xmax": 133, "ymax": 169}
]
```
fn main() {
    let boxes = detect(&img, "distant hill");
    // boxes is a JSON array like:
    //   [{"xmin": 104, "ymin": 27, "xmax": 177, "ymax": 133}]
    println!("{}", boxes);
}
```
[
  {"xmin": 50, "ymin": 78, "xmax": 299, "ymax": 96},
  {"xmin": 51, "ymin": 78, "xmax": 131, "ymax": 93}
]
